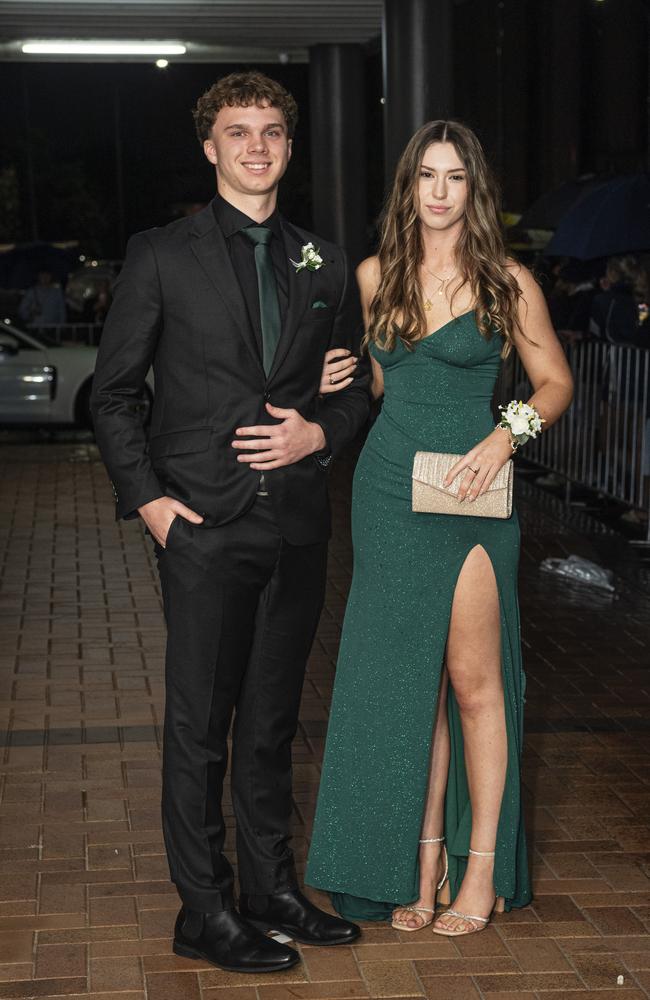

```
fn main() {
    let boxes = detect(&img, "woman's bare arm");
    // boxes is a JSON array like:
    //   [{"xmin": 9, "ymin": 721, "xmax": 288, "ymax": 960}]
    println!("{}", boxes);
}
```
[
  {"xmin": 511, "ymin": 264, "xmax": 574, "ymax": 430},
  {"xmin": 356, "ymin": 255, "xmax": 384, "ymax": 400},
  {"xmin": 445, "ymin": 264, "xmax": 574, "ymax": 502}
]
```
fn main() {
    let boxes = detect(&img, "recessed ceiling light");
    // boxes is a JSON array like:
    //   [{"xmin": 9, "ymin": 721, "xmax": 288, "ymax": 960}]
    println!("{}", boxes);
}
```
[{"xmin": 21, "ymin": 41, "xmax": 186, "ymax": 56}]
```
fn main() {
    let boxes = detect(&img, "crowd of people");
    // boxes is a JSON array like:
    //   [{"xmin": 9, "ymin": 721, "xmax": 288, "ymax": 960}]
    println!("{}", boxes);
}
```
[
  {"xmin": 542, "ymin": 253, "xmax": 649, "ymax": 347},
  {"xmin": 16, "ymin": 251, "xmax": 650, "ymax": 359},
  {"xmin": 16, "ymin": 269, "xmax": 113, "ymax": 329}
]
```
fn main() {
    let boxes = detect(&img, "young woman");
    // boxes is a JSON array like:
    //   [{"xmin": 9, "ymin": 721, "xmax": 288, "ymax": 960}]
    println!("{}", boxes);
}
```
[{"xmin": 308, "ymin": 121, "xmax": 573, "ymax": 935}]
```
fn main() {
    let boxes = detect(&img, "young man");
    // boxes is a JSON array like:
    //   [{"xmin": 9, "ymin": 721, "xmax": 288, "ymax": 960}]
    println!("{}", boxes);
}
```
[{"xmin": 91, "ymin": 71, "xmax": 369, "ymax": 973}]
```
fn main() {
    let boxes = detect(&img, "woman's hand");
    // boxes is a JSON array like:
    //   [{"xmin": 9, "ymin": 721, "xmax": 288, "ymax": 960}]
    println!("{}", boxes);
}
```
[
  {"xmin": 319, "ymin": 348, "xmax": 357, "ymax": 394},
  {"xmin": 444, "ymin": 427, "xmax": 513, "ymax": 502}
]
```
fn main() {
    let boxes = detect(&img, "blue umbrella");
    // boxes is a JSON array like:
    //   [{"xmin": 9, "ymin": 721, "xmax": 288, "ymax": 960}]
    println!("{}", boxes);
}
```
[
  {"xmin": 545, "ymin": 174, "xmax": 650, "ymax": 259},
  {"xmin": 517, "ymin": 175, "xmax": 608, "ymax": 230}
]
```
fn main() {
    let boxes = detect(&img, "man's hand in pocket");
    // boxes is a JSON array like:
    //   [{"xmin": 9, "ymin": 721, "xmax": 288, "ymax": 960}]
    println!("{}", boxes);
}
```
[{"xmin": 138, "ymin": 497, "xmax": 203, "ymax": 548}]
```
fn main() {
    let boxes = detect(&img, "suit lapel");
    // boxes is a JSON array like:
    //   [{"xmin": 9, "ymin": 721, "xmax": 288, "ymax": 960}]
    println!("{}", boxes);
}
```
[
  {"xmin": 189, "ymin": 202, "xmax": 263, "ymax": 374},
  {"xmin": 267, "ymin": 221, "xmax": 314, "ymax": 383}
]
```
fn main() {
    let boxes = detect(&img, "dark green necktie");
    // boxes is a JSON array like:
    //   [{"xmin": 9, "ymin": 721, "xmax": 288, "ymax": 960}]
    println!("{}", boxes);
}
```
[{"xmin": 242, "ymin": 225, "xmax": 281, "ymax": 375}]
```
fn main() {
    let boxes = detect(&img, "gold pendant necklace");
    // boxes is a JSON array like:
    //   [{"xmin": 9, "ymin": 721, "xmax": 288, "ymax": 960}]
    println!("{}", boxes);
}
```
[{"xmin": 422, "ymin": 263, "xmax": 456, "ymax": 310}]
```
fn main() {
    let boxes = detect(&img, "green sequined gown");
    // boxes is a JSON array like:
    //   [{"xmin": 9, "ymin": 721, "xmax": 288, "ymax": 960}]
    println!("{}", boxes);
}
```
[{"xmin": 306, "ymin": 311, "xmax": 532, "ymax": 921}]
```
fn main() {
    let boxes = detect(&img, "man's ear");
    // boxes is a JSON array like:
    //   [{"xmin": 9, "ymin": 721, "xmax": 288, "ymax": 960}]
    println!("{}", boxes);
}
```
[
  {"xmin": 287, "ymin": 138, "xmax": 293, "ymax": 162},
  {"xmin": 203, "ymin": 138, "xmax": 218, "ymax": 166}
]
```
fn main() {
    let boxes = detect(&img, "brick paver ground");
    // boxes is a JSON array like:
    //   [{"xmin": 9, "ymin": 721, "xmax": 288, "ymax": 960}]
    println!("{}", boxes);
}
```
[{"xmin": 0, "ymin": 434, "xmax": 649, "ymax": 1000}]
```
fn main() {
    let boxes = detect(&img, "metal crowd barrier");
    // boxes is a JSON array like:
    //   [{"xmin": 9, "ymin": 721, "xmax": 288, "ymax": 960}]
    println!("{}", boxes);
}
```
[
  {"xmin": 31, "ymin": 323, "xmax": 103, "ymax": 346},
  {"xmin": 499, "ymin": 340, "xmax": 650, "ymax": 543}
]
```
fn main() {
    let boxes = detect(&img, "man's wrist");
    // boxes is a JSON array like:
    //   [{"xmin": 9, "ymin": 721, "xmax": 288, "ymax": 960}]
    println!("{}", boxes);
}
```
[
  {"xmin": 137, "ymin": 494, "xmax": 165, "ymax": 516},
  {"xmin": 308, "ymin": 421, "xmax": 327, "ymax": 455}
]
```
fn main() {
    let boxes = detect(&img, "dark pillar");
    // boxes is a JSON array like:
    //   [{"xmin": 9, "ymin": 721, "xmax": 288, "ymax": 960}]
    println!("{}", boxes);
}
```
[
  {"xmin": 453, "ymin": 0, "xmax": 532, "ymax": 211},
  {"xmin": 647, "ymin": 9, "xmax": 650, "ymax": 171},
  {"xmin": 644, "ymin": 3, "xmax": 650, "ymax": 171},
  {"xmin": 499, "ymin": 0, "xmax": 530, "ymax": 212},
  {"xmin": 382, "ymin": 0, "xmax": 453, "ymax": 185},
  {"xmin": 21, "ymin": 68, "xmax": 39, "ymax": 241},
  {"xmin": 309, "ymin": 44, "xmax": 367, "ymax": 266},
  {"xmin": 535, "ymin": 0, "xmax": 582, "ymax": 195},
  {"xmin": 113, "ymin": 83, "xmax": 126, "ymax": 254},
  {"xmin": 586, "ymin": 0, "xmax": 647, "ymax": 174}
]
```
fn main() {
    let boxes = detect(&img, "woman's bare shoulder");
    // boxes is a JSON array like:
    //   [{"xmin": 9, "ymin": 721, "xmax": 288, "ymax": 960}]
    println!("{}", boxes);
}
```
[
  {"xmin": 506, "ymin": 258, "xmax": 546, "ymax": 309},
  {"xmin": 356, "ymin": 255, "xmax": 381, "ymax": 292},
  {"xmin": 506, "ymin": 259, "xmax": 536, "ymax": 291}
]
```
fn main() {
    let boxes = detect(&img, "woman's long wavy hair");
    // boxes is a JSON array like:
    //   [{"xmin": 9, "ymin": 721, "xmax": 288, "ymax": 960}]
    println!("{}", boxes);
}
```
[{"xmin": 366, "ymin": 120, "xmax": 524, "ymax": 356}]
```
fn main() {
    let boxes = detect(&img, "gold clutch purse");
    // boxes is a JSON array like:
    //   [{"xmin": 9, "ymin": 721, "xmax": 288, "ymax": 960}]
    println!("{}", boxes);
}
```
[{"xmin": 412, "ymin": 451, "xmax": 513, "ymax": 519}]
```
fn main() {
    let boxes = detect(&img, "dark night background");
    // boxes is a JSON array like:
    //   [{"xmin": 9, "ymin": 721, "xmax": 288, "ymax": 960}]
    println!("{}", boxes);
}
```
[
  {"xmin": 0, "ymin": 61, "xmax": 316, "ymax": 256},
  {"xmin": 0, "ymin": 0, "xmax": 648, "ymax": 259}
]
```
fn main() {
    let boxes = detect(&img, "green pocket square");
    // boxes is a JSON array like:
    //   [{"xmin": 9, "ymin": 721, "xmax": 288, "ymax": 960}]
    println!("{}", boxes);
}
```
[{"xmin": 311, "ymin": 300, "xmax": 329, "ymax": 309}]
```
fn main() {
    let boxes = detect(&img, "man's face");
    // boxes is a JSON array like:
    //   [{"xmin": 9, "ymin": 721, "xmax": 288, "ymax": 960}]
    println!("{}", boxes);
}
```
[{"xmin": 203, "ymin": 101, "xmax": 292, "ymax": 199}]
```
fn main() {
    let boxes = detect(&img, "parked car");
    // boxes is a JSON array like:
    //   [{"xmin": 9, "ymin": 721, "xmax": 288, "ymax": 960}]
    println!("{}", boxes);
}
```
[{"xmin": 0, "ymin": 319, "xmax": 153, "ymax": 427}]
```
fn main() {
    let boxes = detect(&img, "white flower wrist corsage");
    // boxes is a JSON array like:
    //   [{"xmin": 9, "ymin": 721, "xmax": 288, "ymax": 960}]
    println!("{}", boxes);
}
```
[
  {"xmin": 290, "ymin": 242, "xmax": 324, "ymax": 273},
  {"xmin": 498, "ymin": 400, "xmax": 545, "ymax": 452}
]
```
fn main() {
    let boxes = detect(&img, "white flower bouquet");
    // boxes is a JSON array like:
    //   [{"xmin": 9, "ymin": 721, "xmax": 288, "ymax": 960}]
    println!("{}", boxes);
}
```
[
  {"xmin": 290, "ymin": 242, "xmax": 324, "ymax": 273},
  {"xmin": 498, "ymin": 400, "xmax": 544, "ymax": 449}
]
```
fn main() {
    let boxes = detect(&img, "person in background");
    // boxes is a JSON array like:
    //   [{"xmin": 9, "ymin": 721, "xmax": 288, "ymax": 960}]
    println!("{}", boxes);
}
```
[
  {"xmin": 93, "ymin": 279, "xmax": 113, "ymax": 325},
  {"xmin": 589, "ymin": 255, "xmax": 650, "ymax": 528},
  {"xmin": 18, "ymin": 270, "xmax": 66, "ymax": 327},
  {"xmin": 548, "ymin": 259, "xmax": 600, "ymax": 344},
  {"xmin": 589, "ymin": 255, "xmax": 649, "ymax": 347}
]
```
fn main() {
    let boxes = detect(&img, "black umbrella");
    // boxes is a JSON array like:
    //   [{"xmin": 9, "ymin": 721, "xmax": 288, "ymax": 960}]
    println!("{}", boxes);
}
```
[
  {"xmin": 517, "ymin": 176, "xmax": 608, "ymax": 230},
  {"xmin": 545, "ymin": 174, "xmax": 650, "ymax": 260}
]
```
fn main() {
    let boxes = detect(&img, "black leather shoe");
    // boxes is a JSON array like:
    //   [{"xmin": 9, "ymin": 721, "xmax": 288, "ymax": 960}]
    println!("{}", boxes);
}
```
[
  {"xmin": 173, "ymin": 907, "xmax": 300, "ymax": 973},
  {"xmin": 239, "ymin": 888, "xmax": 360, "ymax": 946}
]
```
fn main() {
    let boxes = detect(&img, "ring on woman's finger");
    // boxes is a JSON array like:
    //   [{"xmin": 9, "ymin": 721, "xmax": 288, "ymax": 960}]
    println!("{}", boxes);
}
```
[
  {"xmin": 329, "ymin": 375, "xmax": 336, "ymax": 385},
  {"xmin": 468, "ymin": 465, "xmax": 479, "ymax": 474}
]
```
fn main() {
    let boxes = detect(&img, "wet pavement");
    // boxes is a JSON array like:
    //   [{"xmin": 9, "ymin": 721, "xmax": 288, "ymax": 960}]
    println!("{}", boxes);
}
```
[{"xmin": 0, "ymin": 432, "xmax": 649, "ymax": 999}]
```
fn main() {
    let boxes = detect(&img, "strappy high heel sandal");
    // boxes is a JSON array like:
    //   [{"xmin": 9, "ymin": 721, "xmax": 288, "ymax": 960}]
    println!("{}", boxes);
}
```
[
  {"xmin": 432, "ymin": 848, "xmax": 505, "ymax": 938},
  {"xmin": 391, "ymin": 836, "xmax": 450, "ymax": 932}
]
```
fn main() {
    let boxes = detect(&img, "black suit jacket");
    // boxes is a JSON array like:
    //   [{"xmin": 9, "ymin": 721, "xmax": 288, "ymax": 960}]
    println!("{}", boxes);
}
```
[{"xmin": 90, "ymin": 198, "xmax": 370, "ymax": 545}]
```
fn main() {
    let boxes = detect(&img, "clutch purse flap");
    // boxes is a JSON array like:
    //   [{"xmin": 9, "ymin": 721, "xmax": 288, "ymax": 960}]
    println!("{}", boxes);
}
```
[{"xmin": 412, "ymin": 451, "xmax": 513, "ymax": 518}]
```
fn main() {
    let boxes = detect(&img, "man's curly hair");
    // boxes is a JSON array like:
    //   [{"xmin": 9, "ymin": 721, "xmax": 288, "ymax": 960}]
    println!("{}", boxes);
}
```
[{"xmin": 193, "ymin": 71, "xmax": 298, "ymax": 143}]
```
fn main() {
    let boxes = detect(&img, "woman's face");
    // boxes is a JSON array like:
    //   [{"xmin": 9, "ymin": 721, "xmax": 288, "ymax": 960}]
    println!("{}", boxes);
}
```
[{"xmin": 416, "ymin": 142, "xmax": 468, "ymax": 233}]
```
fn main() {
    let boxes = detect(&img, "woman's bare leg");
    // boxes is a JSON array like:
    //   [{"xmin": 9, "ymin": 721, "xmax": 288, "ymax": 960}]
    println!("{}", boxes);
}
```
[
  {"xmin": 392, "ymin": 671, "xmax": 450, "ymax": 929},
  {"xmin": 433, "ymin": 545, "xmax": 507, "ymax": 933}
]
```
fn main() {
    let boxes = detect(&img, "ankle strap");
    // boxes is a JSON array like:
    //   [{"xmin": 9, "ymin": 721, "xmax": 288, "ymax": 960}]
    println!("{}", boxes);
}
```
[
  {"xmin": 469, "ymin": 848, "xmax": 495, "ymax": 857},
  {"xmin": 420, "ymin": 836, "xmax": 445, "ymax": 844}
]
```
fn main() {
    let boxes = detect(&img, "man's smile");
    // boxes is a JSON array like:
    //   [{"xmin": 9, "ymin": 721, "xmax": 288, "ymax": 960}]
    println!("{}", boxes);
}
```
[{"xmin": 241, "ymin": 161, "xmax": 272, "ymax": 173}]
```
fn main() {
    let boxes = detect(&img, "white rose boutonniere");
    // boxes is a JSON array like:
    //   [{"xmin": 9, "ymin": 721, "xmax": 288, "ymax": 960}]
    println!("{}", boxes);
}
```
[
  {"xmin": 498, "ymin": 400, "xmax": 545, "ymax": 450},
  {"xmin": 290, "ymin": 242, "xmax": 324, "ymax": 273}
]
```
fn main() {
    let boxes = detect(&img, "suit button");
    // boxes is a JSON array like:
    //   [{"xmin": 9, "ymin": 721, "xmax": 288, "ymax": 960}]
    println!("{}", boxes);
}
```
[{"xmin": 264, "ymin": 392, "xmax": 271, "ymax": 401}]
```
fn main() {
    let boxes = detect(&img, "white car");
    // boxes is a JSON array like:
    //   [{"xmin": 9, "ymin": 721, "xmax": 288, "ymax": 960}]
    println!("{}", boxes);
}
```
[{"xmin": 0, "ymin": 320, "xmax": 152, "ymax": 426}]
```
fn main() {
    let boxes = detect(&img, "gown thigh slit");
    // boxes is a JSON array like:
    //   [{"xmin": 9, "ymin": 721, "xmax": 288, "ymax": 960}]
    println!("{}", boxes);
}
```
[
  {"xmin": 443, "ymin": 541, "xmax": 524, "ymax": 908},
  {"xmin": 306, "ymin": 312, "xmax": 532, "ymax": 922}
]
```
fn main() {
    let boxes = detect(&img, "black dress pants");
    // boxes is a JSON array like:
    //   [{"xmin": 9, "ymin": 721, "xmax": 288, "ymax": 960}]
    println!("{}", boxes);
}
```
[{"xmin": 156, "ymin": 497, "xmax": 328, "ymax": 912}]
